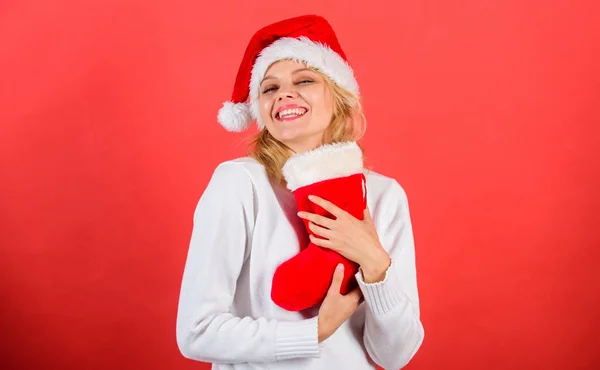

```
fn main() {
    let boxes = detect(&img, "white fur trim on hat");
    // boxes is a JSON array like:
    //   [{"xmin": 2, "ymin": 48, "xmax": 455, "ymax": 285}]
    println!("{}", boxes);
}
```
[
  {"xmin": 282, "ymin": 141, "xmax": 363, "ymax": 191},
  {"xmin": 217, "ymin": 101, "xmax": 253, "ymax": 132},
  {"xmin": 249, "ymin": 36, "xmax": 360, "ymax": 129}
]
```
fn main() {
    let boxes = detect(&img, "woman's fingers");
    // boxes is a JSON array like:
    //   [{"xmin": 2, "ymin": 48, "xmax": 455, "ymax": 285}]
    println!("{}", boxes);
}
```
[
  {"xmin": 327, "ymin": 264, "xmax": 345, "ymax": 295},
  {"xmin": 308, "ymin": 221, "xmax": 334, "ymax": 239},
  {"xmin": 298, "ymin": 211, "xmax": 336, "ymax": 229}
]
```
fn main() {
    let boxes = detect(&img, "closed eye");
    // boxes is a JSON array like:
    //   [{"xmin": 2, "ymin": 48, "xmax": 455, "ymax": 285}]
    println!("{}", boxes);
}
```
[{"xmin": 262, "ymin": 80, "xmax": 313, "ymax": 94}]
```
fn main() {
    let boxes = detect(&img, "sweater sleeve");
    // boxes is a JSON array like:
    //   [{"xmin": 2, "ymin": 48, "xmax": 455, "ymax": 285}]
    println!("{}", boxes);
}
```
[
  {"xmin": 355, "ymin": 180, "xmax": 425, "ymax": 370},
  {"xmin": 176, "ymin": 162, "xmax": 320, "ymax": 364}
]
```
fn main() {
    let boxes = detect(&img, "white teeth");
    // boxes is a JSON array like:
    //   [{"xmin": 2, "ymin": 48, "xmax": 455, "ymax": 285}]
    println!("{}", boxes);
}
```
[{"xmin": 277, "ymin": 108, "xmax": 307, "ymax": 119}]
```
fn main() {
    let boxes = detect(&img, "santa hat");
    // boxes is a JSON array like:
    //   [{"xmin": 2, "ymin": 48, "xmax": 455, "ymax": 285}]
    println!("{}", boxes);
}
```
[{"xmin": 217, "ymin": 15, "xmax": 360, "ymax": 132}]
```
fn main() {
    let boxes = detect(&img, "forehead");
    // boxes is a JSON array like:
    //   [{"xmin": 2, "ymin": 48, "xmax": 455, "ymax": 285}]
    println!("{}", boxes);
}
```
[{"xmin": 264, "ymin": 59, "xmax": 311, "ymax": 77}]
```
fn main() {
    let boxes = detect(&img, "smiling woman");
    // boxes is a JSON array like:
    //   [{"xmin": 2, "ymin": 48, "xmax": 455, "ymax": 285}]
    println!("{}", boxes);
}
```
[
  {"xmin": 260, "ymin": 62, "xmax": 335, "ymax": 155},
  {"xmin": 176, "ymin": 14, "xmax": 424, "ymax": 370},
  {"xmin": 250, "ymin": 60, "xmax": 366, "ymax": 182}
]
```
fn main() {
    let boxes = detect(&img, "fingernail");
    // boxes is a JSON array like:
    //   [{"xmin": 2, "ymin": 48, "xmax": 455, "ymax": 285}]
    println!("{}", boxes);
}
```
[
  {"xmin": 308, "ymin": 195, "xmax": 315, "ymax": 200},
  {"xmin": 336, "ymin": 264, "xmax": 344, "ymax": 272}
]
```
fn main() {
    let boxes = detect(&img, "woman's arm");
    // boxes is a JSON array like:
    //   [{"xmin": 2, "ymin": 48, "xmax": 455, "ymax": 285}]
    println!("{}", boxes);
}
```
[
  {"xmin": 356, "ymin": 180, "xmax": 424, "ymax": 370},
  {"xmin": 176, "ymin": 162, "xmax": 320, "ymax": 364}
]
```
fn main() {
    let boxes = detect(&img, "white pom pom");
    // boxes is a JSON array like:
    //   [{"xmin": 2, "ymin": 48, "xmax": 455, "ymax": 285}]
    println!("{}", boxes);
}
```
[{"xmin": 217, "ymin": 102, "xmax": 252, "ymax": 132}]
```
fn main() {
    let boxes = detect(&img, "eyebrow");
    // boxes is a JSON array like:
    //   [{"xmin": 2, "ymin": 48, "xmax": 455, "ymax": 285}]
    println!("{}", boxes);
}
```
[{"xmin": 261, "ymin": 68, "xmax": 314, "ymax": 83}]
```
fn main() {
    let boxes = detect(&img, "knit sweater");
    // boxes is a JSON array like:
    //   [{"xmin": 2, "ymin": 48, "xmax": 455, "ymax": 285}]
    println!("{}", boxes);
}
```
[{"xmin": 175, "ymin": 157, "xmax": 424, "ymax": 370}]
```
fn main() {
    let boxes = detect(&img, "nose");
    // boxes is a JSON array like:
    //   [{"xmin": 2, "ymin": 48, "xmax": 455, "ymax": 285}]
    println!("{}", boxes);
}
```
[{"xmin": 277, "ymin": 86, "xmax": 298, "ymax": 101}]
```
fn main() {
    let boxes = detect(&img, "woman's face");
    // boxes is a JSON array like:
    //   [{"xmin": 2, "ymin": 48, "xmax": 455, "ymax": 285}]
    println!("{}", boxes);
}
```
[{"xmin": 258, "ymin": 59, "xmax": 333, "ymax": 153}]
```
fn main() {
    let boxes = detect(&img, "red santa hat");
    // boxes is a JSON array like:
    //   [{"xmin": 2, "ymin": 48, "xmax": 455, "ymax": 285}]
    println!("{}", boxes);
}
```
[{"xmin": 217, "ymin": 15, "xmax": 360, "ymax": 132}]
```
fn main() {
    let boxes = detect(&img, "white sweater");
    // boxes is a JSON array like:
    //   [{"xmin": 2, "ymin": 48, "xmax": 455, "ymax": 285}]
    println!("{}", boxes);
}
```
[{"xmin": 176, "ymin": 157, "xmax": 424, "ymax": 370}]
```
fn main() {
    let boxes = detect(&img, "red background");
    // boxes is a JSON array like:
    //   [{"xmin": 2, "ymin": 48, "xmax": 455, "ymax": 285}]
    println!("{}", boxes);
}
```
[{"xmin": 1, "ymin": 0, "xmax": 599, "ymax": 369}]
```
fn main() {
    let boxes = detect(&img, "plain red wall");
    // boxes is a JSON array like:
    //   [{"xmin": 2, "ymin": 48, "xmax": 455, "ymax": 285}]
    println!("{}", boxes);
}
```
[{"xmin": 1, "ymin": 0, "xmax": 599, "ymax": 369}]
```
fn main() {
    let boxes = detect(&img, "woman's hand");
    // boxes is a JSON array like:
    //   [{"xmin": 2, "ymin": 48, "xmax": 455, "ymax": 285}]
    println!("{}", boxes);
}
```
[
  {"xmin": 298, "ymin": 195, "xmax": 391, "ymax": 283},
  {"xmin": 318, "ymin": 264, "xmax": 363, "ymax": 342}
]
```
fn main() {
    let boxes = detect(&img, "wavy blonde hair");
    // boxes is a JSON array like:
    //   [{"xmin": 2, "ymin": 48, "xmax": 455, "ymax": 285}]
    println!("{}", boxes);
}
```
[{"xmin": 247, "ymin": 67, "xmax": 367, "ymax": 185}]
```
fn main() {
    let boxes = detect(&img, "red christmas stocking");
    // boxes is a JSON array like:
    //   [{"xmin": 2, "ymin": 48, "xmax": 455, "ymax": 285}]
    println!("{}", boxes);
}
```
[{"xmin": 271, "ymin": 141, "xmax": 367, "ymax": 311}]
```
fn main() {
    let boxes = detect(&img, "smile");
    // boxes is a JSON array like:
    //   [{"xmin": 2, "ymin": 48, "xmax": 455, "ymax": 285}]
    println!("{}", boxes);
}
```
[{"xmin": 276, "ymin": 108, "xmax": 308, "ymax": 121}]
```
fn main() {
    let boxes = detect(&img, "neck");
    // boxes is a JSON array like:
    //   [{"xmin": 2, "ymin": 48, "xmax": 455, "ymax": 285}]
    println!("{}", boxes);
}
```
[{"xmin": 286, "ymin": 138, "xmax": 323, "ymax": 154}]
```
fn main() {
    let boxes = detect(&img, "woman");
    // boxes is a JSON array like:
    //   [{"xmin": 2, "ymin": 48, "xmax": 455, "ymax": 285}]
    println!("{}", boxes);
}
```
[{"xmin": 176, "ymin": 15, "xmax": 424, "ymax": 370}]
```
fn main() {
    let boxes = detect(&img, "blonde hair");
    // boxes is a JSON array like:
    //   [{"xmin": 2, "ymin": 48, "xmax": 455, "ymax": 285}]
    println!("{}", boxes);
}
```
[{"xmin": 247, "ymin": 67, "xmax": 367, "ymax": 185}]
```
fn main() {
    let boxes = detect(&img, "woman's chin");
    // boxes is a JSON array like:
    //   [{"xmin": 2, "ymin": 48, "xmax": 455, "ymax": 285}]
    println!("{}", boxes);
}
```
[{"xmin": 276, "ymin": 125, "xmax": 306, "ymax": 140}]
